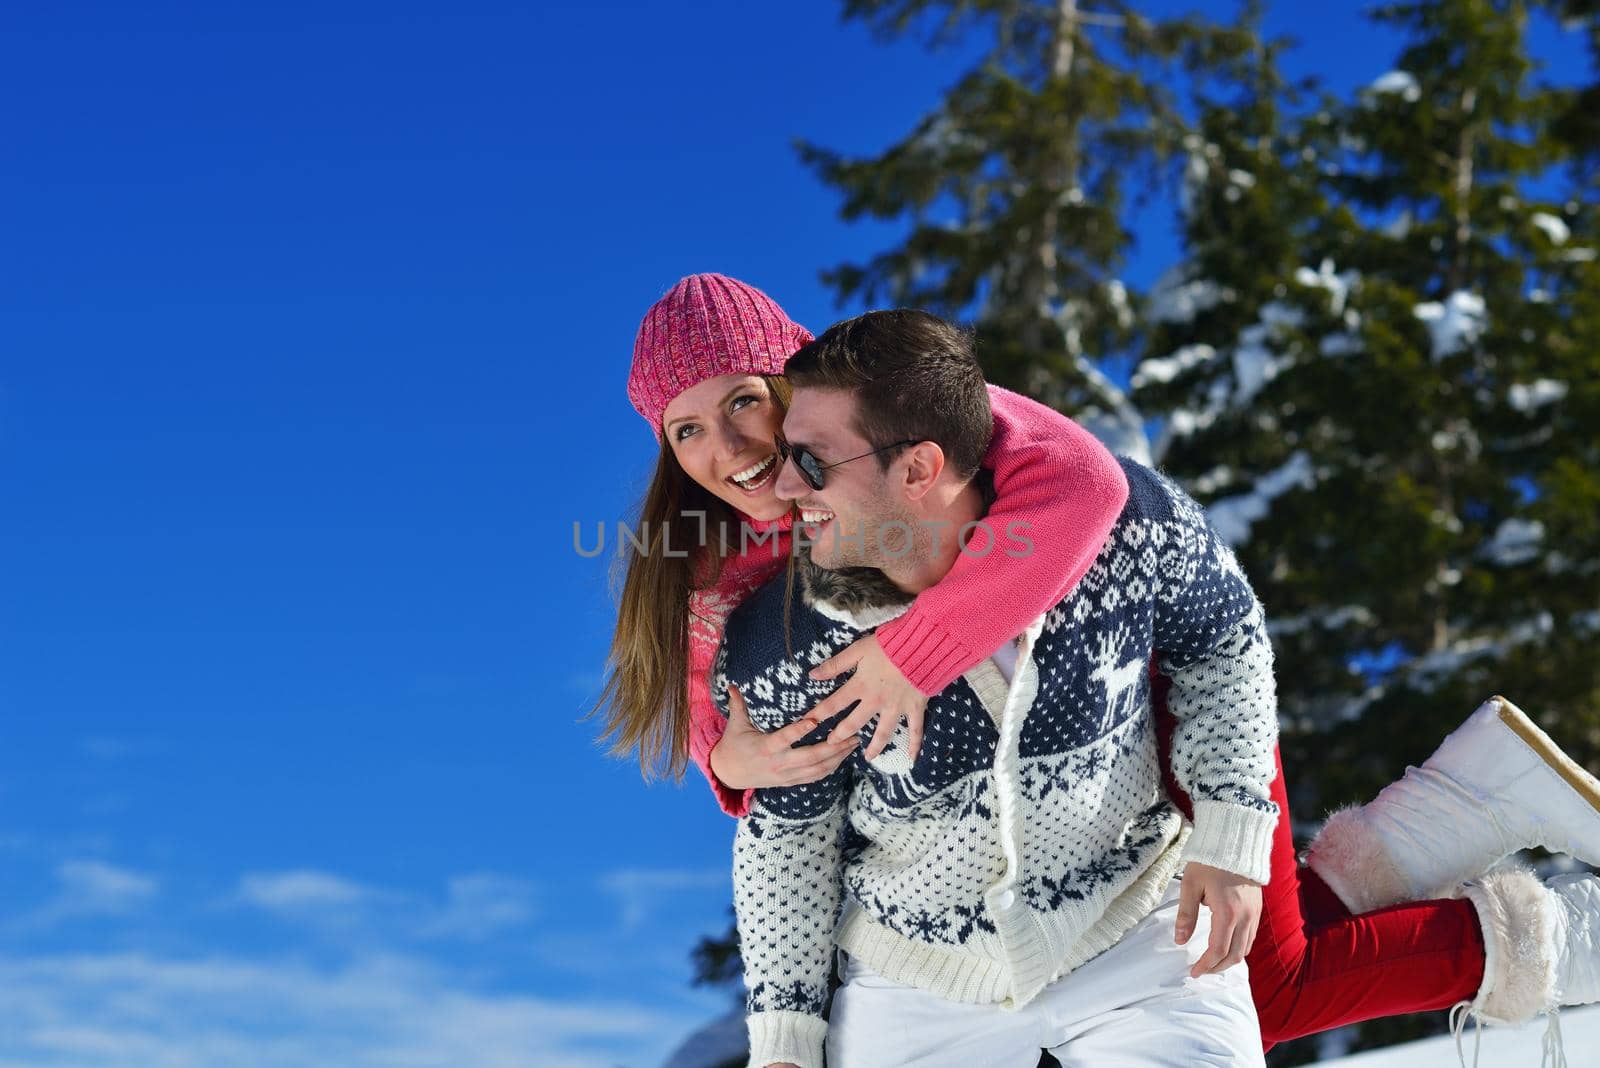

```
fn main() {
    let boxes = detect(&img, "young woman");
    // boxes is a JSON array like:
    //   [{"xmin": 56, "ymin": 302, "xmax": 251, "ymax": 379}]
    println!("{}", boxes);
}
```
[{"xmin": 593, "ymin": 273, "xmax": 1599, "ymax": 1056}]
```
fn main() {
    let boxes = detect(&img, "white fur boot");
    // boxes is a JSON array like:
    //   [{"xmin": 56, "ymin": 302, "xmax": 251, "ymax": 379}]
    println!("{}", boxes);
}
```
[
  {"xmin": 1450, "ymin": 869, "xmax": 1600, "ymax": 1068},
  {"xmin": 1546, "ymin": 873, "xmax": 1600, "ymax": 1009},
  {"xmin": 1458, "ymin": 868, "xmax": 1559, "ymax": 1027},
  {"xmin": 1306, "ymin": 696, "xmax": 1600, "ymax": 913}
]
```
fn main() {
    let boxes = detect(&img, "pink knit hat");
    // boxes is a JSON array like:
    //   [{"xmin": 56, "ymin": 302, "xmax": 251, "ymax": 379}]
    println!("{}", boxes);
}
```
[{"xmin": 628, "ymin": 274, "xmax": 813, "ymax": 439}]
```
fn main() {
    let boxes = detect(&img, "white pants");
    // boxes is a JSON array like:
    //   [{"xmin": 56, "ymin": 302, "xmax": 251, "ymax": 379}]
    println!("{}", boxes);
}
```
[{"xmin": 825, "ymin": 880, "xmax": 1264, "ymax": 1067}]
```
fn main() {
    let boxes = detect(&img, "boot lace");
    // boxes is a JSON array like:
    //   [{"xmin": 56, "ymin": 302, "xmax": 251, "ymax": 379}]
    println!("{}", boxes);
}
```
[
  {"xmin": 1541, "ymin": 1006, "xmax": 1566, "ymax": 1068},
  {"xmin": 1447, "ymin": 1000, "xmax": 1568, "ymax": 1068},
  {"xmin": 1449, "ymin": 1000, "xmax": 1483, "ymax": 1068}
]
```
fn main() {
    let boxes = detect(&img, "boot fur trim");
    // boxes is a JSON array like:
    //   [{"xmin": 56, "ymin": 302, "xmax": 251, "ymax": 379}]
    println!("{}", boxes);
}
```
[
  {"xmin": 1461, "ymin": 866, "xmax": 1557, "ymax": 1026},
  {"xmin": 1305, "ymin": 805, "xmax": 1416, "ymax": 914}
]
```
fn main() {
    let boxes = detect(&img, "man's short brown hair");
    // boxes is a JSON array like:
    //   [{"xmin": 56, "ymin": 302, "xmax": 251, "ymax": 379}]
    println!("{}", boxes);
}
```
[{"xmin": 783, "ymin": 309, "xmax": 992, "ymax": 481}]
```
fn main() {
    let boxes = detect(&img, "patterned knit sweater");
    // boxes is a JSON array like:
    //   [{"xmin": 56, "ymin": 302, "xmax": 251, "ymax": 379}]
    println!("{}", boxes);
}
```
[
  {"xmin": 686, "ymin": 384, "xmax": 1130, "ymax": 816},
  {"xmin": 712, "ymin": 458, "xmax": 1280, "ymax": 1068}
]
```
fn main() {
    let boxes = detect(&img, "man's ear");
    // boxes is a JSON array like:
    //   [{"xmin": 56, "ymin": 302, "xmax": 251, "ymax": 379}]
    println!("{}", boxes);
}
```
[{"xmin": 900, "ymin": 441, "xmax": 947, "ymax": 501}]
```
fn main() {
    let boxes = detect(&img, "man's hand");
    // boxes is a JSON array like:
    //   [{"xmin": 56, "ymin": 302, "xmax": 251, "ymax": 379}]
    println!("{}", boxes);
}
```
[
  {"xmin": 804, "ymin": 634, "xmax": 930, "ymax": 761},
  {"xmin": 708, "ymin": 684, "xmax": 859, "ymax": 790},
  {"xmin": 1175, "ymin": 862, "xmax": 1262, "ymax": 979}
]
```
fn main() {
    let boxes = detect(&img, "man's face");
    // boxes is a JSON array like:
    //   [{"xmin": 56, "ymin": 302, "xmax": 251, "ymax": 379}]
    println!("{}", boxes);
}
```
[{"xmin": 774, "ymin": 386, "xmax": 915, "ymax": 570}]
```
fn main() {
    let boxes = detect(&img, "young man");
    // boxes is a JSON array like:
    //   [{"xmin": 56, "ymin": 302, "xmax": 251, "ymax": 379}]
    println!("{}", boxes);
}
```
[{"xmin": 713, "ymin": 310, "xmax": 1281, "ymax": 1068}]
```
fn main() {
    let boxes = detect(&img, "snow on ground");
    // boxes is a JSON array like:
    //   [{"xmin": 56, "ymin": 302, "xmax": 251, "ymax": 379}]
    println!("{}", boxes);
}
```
[{"xmin": 1317, "ymin": 1003, "xmax": 1600, "ymax": 1066}]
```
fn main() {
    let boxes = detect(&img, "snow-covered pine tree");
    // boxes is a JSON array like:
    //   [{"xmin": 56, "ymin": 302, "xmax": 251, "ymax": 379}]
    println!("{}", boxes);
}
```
[
  {"xmin": 1135, "ymin": 0, "xmax": 1599, "ymax": 859},
  {"xmin": 1135, "ymin": 6, "xmax": 1597, "ymax": 1054},
  {"xmin": 799, "ymin": 0, "xmax": 1265, "ymax": 458},
  {"xmin": 1525, "ymin": 0, "xmax": 1600, "ymax": 787}
]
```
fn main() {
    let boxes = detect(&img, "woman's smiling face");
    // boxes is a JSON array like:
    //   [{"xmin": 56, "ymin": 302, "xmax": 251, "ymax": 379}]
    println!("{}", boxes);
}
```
[{"xmin": 662, "ymin": 373, "xmax": 788, "ymax": 522}]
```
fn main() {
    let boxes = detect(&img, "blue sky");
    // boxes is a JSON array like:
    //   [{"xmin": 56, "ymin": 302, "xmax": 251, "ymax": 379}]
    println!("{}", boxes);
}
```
[{"xmin": 0, "ymin": 3, "xmax": 1589, "ymax": 1066}]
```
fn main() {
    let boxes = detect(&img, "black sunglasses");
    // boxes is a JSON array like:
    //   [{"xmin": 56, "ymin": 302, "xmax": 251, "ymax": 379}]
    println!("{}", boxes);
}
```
[{"xmin": 774, "ymin": 433, "xmax": 919, "ymax": 491}]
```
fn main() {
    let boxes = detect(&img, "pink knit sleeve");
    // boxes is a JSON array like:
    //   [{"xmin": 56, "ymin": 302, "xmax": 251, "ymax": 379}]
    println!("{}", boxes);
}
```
[
  {"xmin": 687, "ymin": 662, "xmax": 752, "ymax": 818},
  {"xmin": 686, "ymin": 589, "xmax": 753, "ymax": 818},
  {"xmin": 874, "ymin": 384, "xmax": 1130, "ymax": 695}
]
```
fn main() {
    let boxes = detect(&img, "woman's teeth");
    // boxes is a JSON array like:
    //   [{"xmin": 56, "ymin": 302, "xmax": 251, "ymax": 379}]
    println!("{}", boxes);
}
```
[
  {"xmin": 800, "ymin": 509, "xmax": 835, "ymax": 524},
  {"xmin": 729, "ymin": 454, "xmax": 776, "ymax": 490}
]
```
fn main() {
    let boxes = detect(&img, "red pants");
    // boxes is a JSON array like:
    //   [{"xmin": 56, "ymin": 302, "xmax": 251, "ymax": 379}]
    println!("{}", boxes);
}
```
[{"xmin": 1153, "ymin": 677, "xmax": 1484, "ymax": 1048}]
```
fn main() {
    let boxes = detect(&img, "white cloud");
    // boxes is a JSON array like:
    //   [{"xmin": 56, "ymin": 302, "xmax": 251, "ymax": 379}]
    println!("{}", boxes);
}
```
[
  {"xmin": 0, "ymin": 949, "xmax": 705, "ymax": 1068},
  {"xmin": 59, "ymin": 860, "xmax": 159, "ymax": 916},
  {"xmin": 5, "ymin": 860, "xmax": 160, "ymax": 934},
  {"xmin": 235, "ymin": 868, "xmax": 544, "ymax": 945},
  {"xmin": 1, "ymin": 855, "xmax": 727, "ymax": 1066},
  {"xmin": 59, "ymin": 860, "xmax": 158, "ymax": 909},
  {"xmin": 417, "ymin": 873, "xmax": 538, "ymax": 941},
  {"xmin": 599, "ymin": 868, "xmax": 727, "ymax": 933},
  {"xmin": 237, "ymin": 870, "xmax": 377, "ymax": 912}
]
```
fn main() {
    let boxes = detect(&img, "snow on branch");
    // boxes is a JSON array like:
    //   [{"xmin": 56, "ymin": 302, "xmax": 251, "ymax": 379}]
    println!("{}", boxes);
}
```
[
  {"xmin": 1268, "ymin": 604, "xmax": 1377, "ymax": 637},
  {"xmin": 1294, "ymin": 259, "xmax": 1359, "ymax": 315},
  {"xmin": 1327, "ymin": 613, "xmax": 1557, "ymax": 723},
  {"xmin": 1364, "ymin": 70, "xmax": 1421, "ymax": 103},
  {"xmin": 1507, "ymin": 379, "xmax": 1568, "ymax": 412},
  {"xmin": 1146, "ymin": 265, "xmax": 1230, "ymax": 326},
  {"xmin": 1414, "ymin": 291, "xmax": 1486, "ymax": 360},
  {"xmin": 1205, "ymin": 451, "xmax": 1316, "ymax": 546},
  {"xmin": 1132, "ymin": 343, "xmax": 1217, "ymax": 388},
  {"xmin": 1478, "ymin": 518, "xmax": 1545, "ymax": 566},
  {"xmin": 1408, "ymin": 613, "xmax": 1554, "ymax": 692},
  {"xmin": 1529, "ymin": 213, "xmax": 1570, "ymax": 245}
]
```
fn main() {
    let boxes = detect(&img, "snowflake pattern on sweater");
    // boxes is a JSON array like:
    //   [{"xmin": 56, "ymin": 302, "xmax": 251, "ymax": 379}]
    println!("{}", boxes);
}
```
[{"xmin": 712, "ymin": 458, "xmax": 1281, "ymax": 1068}]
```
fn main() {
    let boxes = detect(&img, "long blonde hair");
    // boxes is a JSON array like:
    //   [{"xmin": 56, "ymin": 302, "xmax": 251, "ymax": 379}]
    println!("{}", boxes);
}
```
[{"xmin": 589, "ymin": 375, "xmax": 792, "ymax": 780}]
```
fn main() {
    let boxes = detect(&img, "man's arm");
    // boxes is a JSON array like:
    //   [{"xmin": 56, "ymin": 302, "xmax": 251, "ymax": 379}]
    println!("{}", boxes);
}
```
[
  {"xmin": 1145, "ymin": 469, "xmax": 1280, "ymax": 886},
  {"xmin": 1136, "ymin": 467, "xmax": 1279, "ymax": 976},
  {"xmin": 734, "ymin": 773, "xmax": 849, "ymax": 1068},
  {"xmin": 1162, "ymin": 602, "xmax": 1280, "ymax": 883},
  {"xmin": 714, "ymin": 647, "xmax": 854, "ymax": 1068}
]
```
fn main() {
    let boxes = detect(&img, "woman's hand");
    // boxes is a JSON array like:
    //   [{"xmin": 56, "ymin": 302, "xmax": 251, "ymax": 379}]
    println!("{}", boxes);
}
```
[
  {"xmin": 708, "ymin": 684, "xmax": 859, "ymax": 790},
  {"xmin": 805, "ymin": 634, "xmax": 930, "ymax": 762}
]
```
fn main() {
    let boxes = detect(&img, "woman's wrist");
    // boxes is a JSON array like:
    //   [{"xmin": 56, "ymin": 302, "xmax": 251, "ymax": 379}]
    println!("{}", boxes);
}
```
[{"xmin": 708, "ymin": 733, "xmax": 744, "ymax": 790}]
